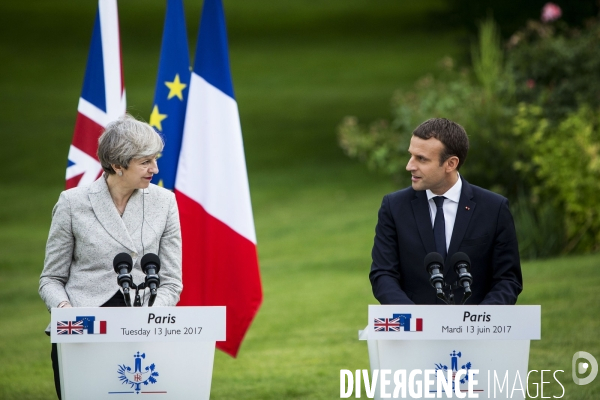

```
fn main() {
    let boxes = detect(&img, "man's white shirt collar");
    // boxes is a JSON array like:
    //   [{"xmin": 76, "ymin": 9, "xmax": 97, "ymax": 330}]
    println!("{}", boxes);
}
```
[{"xmin": 426, "ymin": 172, "xmax": 462, "ymax": 203}]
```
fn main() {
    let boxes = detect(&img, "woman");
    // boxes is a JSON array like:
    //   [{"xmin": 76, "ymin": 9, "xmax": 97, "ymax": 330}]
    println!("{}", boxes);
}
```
[{"xmin": 39, "ymin": 114, "xmax": 183, "ymax": 398}]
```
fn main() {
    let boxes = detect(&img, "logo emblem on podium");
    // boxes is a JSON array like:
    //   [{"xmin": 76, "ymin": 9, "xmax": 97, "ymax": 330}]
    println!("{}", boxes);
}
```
[
  {"xmin": 117, "ymin": 352, "xmax": 161, "ymax": 394},
  {"xmin": 434, "ymin": 350, "xmax": 477, "ymax": 391}
]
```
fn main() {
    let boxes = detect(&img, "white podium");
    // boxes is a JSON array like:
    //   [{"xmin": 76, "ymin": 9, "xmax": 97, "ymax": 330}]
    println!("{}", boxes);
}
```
[
  {"xmin": 360, "ymin": 305, "xmax": 540, "ymax": 399},
  {"xmin": 51, "ymin": 306, "xmax": 225, "ymax": 400}
]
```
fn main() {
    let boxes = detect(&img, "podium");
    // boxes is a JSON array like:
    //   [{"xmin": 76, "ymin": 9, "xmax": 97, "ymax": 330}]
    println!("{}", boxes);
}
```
[
  {"xmin": 51, "ymin": 306, "xmax": 225, "ymax": 399},
  {"xmin": 359, "ymin": 305, "xmax": 540, "ymax": 400}
]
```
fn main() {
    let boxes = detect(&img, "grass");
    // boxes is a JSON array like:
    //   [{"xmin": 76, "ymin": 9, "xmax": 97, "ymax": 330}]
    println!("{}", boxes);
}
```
[{"xmin": 0, "ymin": 0, "xmax": 598, "ymax": 399}]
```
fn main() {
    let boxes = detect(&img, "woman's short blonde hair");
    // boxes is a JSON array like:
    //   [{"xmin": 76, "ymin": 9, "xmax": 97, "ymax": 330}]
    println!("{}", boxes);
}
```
[{"xmin": 97, "ymin": 114, "xmax": 164, "ymax": 174}]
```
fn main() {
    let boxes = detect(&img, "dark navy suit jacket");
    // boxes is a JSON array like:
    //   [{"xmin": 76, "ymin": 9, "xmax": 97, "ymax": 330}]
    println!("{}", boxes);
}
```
[{"xmin": 369, "ymin": 176, "xmax": 522, "ymax": 305}]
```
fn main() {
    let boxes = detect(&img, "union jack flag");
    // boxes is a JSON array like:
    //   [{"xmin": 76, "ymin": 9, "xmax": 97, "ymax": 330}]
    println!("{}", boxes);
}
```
[
  {"xmin": 57, "ymin": 320, "xmax": 84, "ymax": 335},
  {"xmin": 66, "ymin": 0, "xmax": 125, "ymax": 189},
  {"xmin": 374, "ymin": 317, "xmax": 401, "ymax": 332}
]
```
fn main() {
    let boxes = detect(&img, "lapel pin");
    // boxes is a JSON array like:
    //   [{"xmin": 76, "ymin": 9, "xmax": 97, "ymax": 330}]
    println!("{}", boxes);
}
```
[{"xmin": 465, "ymin": 206, "xmax": 471, "ymax": 211}]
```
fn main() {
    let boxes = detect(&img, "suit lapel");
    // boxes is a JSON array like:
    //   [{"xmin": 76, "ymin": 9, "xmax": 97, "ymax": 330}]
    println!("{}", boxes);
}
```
[
  {"xmin": 88, "ymin": 177, "xmax": 137, "ymax": 253},
  {"xmin": 411, "ymin": 190, "xmax": 436, "ymax": 255},
  {"xmin": 447, "ymin": 177, "xmax": 476, "ymax": 266}
]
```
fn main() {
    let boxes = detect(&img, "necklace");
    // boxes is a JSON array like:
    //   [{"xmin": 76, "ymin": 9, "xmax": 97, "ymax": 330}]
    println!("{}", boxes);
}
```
[
  {"xmin": 116, "ymin": 206, "xmax": 125, "ymax": 217},
  {"xmin": 113, "ymin": 201, "xmax": 126, "ymax": 216}
]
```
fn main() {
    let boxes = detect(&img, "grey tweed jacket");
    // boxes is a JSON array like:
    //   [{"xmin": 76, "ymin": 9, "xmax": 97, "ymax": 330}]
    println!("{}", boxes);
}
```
[{"xmin": 39, "ymin": 176, "xmax": 183, "ymax": 311}]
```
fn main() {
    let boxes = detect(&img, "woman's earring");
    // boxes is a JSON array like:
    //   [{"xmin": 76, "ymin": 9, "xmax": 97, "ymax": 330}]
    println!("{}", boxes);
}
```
[{"xmin": 117, "ymin": 170, "xmax": 123, "ymax": 176}]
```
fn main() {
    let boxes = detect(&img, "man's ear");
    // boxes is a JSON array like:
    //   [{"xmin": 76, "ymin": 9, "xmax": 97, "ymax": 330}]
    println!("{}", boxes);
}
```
[{"xmin": 445, "ymin": 156, "xmax": 459, "ymax": 172}]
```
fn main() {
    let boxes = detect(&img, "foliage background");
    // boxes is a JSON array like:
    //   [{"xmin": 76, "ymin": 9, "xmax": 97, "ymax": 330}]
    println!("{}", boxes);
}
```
[
  {"xmin": 0, "ymin": 1, "xmax": 598, "ymax": 399},
  {"xmin": 338, "ymin": 11, "xmax": 600, "ymax": 258}
]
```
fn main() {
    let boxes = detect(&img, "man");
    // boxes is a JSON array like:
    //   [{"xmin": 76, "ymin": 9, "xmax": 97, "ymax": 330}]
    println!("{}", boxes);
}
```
[{"xmin": 369, "ymin": 118, "xmax": 522, "ymax": 305}]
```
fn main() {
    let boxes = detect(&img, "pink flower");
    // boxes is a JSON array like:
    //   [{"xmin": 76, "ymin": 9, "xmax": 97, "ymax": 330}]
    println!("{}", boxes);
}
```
[
  {"xmin": 526, "ymin": 79, "xmax": 535, "ymax": 89},
  {"xmin": 541, "ymin": 3, "xmax": 562, "ymax": 23}
]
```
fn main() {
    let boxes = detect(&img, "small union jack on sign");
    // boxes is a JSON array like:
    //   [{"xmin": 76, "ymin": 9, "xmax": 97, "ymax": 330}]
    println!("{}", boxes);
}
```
[
  {"xmin": 374, "ymin": 317, "xmax": 401, "ymax": 332},
  {"xmin": 57, "ymin": 320, "xmax": 84, "ymax": 335}
]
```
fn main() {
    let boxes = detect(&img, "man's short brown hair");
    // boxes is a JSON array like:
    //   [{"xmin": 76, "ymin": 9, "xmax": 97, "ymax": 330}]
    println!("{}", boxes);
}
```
[{"xmin": 412, "ymin": 118, "xmax": 469, "ymax": 170}]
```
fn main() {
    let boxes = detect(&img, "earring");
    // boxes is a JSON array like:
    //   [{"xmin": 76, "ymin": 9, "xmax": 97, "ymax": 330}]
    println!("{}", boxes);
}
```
[{"xmin": 117, "ymin": 170, "xmax": 123, "ymax": 176}]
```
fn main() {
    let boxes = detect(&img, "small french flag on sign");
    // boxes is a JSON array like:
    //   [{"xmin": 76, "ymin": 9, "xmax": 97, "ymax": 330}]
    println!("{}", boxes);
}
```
[
  {"xmin": 410, "ymin": 317, "xmax": 423, "ymax": 332},
  {"xmin": 93, "ymin": 320, "xmax": 107, "ymax": 334}
]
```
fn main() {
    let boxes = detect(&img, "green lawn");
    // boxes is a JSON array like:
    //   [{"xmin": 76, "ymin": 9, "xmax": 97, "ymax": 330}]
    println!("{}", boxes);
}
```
[{"xmin": 0, "ymin": 0, "xmax": 598, "ymax": 399}]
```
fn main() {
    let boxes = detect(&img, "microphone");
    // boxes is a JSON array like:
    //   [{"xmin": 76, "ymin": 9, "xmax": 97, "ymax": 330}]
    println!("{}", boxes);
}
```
[
  {"xmin": 424, "ymin": 252, "xmax": 448, "ymax": 303},
  {"xmin": 113, "ymin": 253, "xmax": 133, "ymax": 307},
  {"xmin": 449, "ymin": 252, "xmax": 473, "ymax": 304},
  {"xmin": 141, "ymin": 253, "xmax": 161, "ymax": 307}
]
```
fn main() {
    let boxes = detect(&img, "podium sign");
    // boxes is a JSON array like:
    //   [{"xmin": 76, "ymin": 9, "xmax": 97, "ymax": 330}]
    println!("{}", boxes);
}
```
[
  {"xmin": 51, "ymin": 306, "xmax": 225, "ymax": 400},
  {"xmin": 360, "ymin": 306, "xmax": 541, "ymax": 400},
  {"xmin": 366, "ymin": 305, "xmax": 540, "ymax": 340},
  {"xmin": 51, "ymin": 306, "xmax": 225, "ymax": 343}
]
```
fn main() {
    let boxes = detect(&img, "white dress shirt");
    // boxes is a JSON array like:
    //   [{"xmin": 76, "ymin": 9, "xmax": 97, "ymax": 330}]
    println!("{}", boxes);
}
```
[{"xmin": 426, "ymin": 173, "xmax": 462, "ymax": 252}]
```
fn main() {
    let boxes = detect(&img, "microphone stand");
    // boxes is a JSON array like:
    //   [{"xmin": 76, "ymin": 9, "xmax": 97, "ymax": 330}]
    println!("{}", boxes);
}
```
[
  {"xmin": 121, "ymin": 282, "xmax": 146, "ymax": 307},
  {"xmin": 447, "ymin": 287, "xmax": 455, "ymax": 305},
  {"xmin": 429, "ymin": 276, "xmax": 473, "ymax": 305},
  {"xmin": 428, "ymin": 280, "xmax": 472, "ymax": 305},
  {"xmin": 445, "ymin": 285, "xmax": 471, "ymax": 305},
  {"xmin": 132, "ymin": 282, "xmax": 146, "ymax": 307}
]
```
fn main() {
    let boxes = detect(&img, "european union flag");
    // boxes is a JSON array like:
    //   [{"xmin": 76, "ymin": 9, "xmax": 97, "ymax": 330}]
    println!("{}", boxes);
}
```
[{"xmin": 149, "ymin": 0, "xmax": 190, "ymax": 190}]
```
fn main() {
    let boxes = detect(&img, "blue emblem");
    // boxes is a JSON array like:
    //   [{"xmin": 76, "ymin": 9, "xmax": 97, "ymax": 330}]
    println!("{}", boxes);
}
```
[
  {"xmin": 435, "ymin": 350, "xmax": 474, "ymax": 389},
  {"xmin": 117, "ymin": 351, "xmax": 160, "ymax": 393}
]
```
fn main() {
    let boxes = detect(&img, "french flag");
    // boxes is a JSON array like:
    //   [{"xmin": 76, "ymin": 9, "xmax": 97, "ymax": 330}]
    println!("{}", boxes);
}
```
[
  {"xmin": 175, "ymin": 0, "xmax": 262, "ymax": 357},
  {"xmin": 66, "ymin": 0, "xmax": 125, "ymax": 189},
  {"xmin": 93, "ymin": 320, "xmax": 108, "ymax": 334},
  {"xmin": 410, "ymin": 317, "xmax": 423, "ymax": 332}
]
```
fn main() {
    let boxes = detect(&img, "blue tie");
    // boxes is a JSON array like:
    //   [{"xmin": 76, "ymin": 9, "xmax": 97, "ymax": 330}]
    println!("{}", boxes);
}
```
[{"xmin": 433, "ymin": 196, "xmax": 447, "ymax": 259}]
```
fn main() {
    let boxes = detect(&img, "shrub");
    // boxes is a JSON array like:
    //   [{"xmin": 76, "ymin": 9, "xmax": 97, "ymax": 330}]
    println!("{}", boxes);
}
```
[
  {"xmin": 507, "ymin": 17, "xmax": 600, "ymax": 121},
  {"xmin": 512, "ymin": 103, "xmax": 600, "ymax": 253},
  {"xmin": 512, "ymin": 192, "xmax": 565, "ymax": 259}
]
